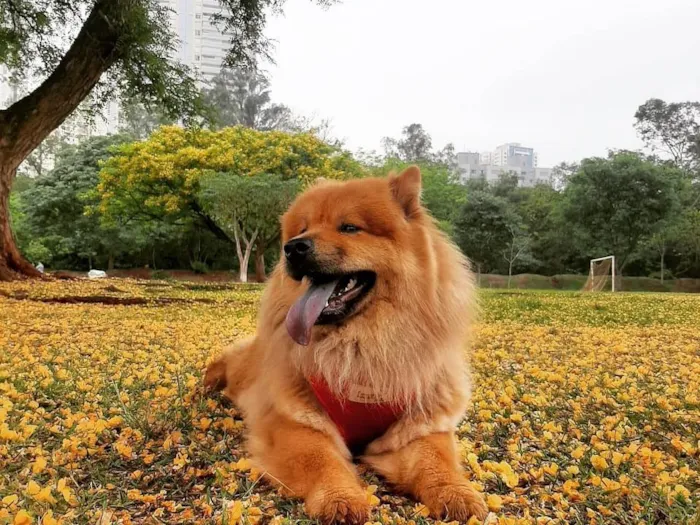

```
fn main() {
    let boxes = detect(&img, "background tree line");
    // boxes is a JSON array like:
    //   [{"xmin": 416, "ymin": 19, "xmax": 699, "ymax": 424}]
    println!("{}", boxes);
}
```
[
  {"xmin": 8, "ymin": 96, "xmax": 700, "ymax": 283},
  {"xmin": 2, "ymin": 2, "xmax": 697, "ymax": 284}
]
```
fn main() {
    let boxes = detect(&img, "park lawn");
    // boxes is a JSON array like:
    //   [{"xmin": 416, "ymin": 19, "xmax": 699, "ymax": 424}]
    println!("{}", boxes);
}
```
[{"xmin": 0, "ymin": 281, "xmax": 698, "ymax": 525}]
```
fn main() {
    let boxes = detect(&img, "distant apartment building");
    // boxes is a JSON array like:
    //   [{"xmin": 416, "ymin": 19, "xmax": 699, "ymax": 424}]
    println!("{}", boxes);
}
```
[
  {"xmin": 457, "ymin": 143, "xmax": 552, "ymax": 188},
  {"xmin": 490, "ymin": 143, "xmax": 538, "ymax": 169},
  {"xmin": 158, "ymin": 0, "xmax": 232, "ymax": 87}
]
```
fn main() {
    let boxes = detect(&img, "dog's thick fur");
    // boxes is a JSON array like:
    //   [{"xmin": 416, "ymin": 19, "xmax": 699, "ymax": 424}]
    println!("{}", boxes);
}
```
[{"xmin": 205, "ymin": 167, "xmax": 487, "ymax": 523}]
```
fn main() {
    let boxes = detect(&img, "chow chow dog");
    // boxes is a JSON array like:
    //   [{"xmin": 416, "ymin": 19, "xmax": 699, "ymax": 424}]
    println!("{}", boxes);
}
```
[{"xmin": 205, "ymin": 166, "xmax": 488, "ymax": 523}]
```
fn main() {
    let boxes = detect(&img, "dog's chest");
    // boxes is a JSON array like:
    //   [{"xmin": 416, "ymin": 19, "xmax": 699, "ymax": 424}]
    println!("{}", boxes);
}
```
[{"xmin": 309, "ymin": 378, "xmax": 405, "ymax": 452}]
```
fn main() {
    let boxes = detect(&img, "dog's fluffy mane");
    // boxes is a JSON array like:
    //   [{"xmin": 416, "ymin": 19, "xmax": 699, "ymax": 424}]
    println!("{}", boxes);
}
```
[{"xmin": 258, "ymin": 179, "xmax": 476, "ymax": 415}]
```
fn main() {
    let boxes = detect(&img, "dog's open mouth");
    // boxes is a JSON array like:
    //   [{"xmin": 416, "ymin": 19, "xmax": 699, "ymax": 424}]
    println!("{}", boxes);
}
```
[{"xmin": 285, "ymin": 271, "xmax": 376, "ymax": 346}]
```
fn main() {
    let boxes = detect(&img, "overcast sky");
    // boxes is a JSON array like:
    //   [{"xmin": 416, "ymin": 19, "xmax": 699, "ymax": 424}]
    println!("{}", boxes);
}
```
[{"xmin": 264, "ymin": 0, "xmax": 700, "ymax": 166}]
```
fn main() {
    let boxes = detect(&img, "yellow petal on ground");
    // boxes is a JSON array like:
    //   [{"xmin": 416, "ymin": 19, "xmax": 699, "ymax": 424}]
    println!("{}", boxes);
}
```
[
  {"xmin": 486, "ymin": 494, "xmax": 503, "ymax": 512},
  {"xmin": 13, "ymin": 510, "xmax": 32, "ymax": 525}
]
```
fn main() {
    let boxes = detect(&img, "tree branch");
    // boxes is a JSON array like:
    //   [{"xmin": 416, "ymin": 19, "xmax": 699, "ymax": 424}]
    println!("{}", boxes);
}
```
[
  {"xmin": 0, "ymin": 0, "xmax": 136, "ymax": 167},
  {"xmin": 191, "ymin": 204, "xmax": 235, "ymax": 246}
]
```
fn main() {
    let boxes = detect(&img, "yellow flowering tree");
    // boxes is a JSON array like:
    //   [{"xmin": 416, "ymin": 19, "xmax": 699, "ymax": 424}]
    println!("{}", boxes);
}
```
[{"xmin": 97, "ymin": 126, "xmax": 364, "ymax": 280}]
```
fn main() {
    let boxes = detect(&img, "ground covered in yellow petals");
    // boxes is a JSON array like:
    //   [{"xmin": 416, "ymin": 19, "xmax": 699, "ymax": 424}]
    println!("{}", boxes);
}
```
[{"xmin": 1, "ymin": 280, "xmax": 698, "ymax": 524}]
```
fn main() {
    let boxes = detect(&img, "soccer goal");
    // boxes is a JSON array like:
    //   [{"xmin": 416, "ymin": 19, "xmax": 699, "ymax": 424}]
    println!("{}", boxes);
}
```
[{"xmin": 583, "ymin": 255, "xmax": 616, "ymax": 292}]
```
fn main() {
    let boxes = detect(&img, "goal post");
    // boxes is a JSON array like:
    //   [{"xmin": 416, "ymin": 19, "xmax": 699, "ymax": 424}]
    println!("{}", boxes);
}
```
[{"xmin": 584, "ymin": 255, "xmax": 616, "ymax": 292}]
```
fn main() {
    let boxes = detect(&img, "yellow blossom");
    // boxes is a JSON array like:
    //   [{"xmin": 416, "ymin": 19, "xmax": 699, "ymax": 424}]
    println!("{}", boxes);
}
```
[
  {"xmin": 591, "ymin": 455, "xmax": 609, "ymax": 471},
  {"xmin": 486, "ymin": 494, "xmax": 502, "ymax": 511},
  {"xmin": 13, "ymin": 510, "xmax": 32, "ymax": 525},
  {"xmin": 31, "ymin": 457, "xmax": 47, "ymax": 474}
]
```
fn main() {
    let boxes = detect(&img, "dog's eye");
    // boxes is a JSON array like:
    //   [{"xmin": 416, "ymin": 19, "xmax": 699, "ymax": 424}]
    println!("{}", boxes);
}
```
[{"xmin": 339, "ymin": 223, "xmax": 361, "ymax": 234}]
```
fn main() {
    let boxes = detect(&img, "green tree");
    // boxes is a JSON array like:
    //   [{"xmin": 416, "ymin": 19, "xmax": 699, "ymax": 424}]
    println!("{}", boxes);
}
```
[
  {"xmin": 373, "ymin": 159, "xmax": 466, "ymax": 235},
  {"xmin": 0, "ymin": 0, "xmax": 337, "ymax": 280},
  {"xmin": 517, "ymin": 185, "xmax": 580, "ymax": 274},
  {"xmin": 455, "ymin": 191, "xmax": 520, "ymax": 280},
  {"xmin": 551, "ymin": 161, "xmax": 579, "ymax": 189},
  {"xmin": 18, "ymin": 132, "xmax": 68, "ymax": 178},
  {"xmin": 118, "ymin": 100, "xmax": 175, "ymax": 140},
  {"xmin": 672, "ymin": 209, "xmax": 700, "ymax": 277},
  {"xmin": 20, "ymin": 135, "xmax": 141, "ymax": 270},
  {"xmin": 202, "ymin": 68, "xmax": 293, "ymax": 131},
  {"xmin": 382, "ymin": 123, "xmax": 434, "ymax": 162},
  {"xmin": 98, "ymin": 126, "xmax": 364, "ymax": 280},
  {"xmin": 491, "ymin": 172, "xmax": 521, "ymax": 202},
  {"xmin": 8, "ymin": 176, "xmax": 50, "ymax": 266},
  {"xmin": 199, "ymin": 174, "xmax": 300, "ymax": 282},
  {"xmin": 502, "ymin": 224, "xmax": 535, "ymax": 288},
  {"xmin": 562, "ymin": 152, "xmax": 682, "ymax": 273},
  {"xmin": 634, "ymin": 98, "xmax": 700, "ymax": 172}
]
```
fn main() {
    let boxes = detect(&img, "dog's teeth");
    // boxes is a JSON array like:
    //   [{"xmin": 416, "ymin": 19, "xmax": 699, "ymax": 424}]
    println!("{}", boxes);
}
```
[
  {"xmin": 346, "ymin": 278, "xmax": 357, "ymax": 291},
  {"xmin": 324, "ymin": 300, "xmax": 329, "ymax": 308}
]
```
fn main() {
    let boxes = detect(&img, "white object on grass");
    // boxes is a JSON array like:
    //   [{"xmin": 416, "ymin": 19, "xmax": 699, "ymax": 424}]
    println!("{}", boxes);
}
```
[{"xmin": 88, "ymin": 269, "xmax": 107, "ymax": 279}]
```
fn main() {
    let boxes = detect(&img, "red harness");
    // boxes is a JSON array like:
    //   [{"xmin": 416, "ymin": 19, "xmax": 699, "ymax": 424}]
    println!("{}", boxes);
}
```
[{"xmin": 309, "ymin": 378, "xmax": 405, "ymax": 451}]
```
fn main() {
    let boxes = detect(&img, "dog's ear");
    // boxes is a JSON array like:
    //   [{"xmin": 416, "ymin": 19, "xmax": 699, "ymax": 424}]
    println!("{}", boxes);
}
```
[{"xmin": 389, "ymin": 165, "xmax": 422, "ymax": 218}]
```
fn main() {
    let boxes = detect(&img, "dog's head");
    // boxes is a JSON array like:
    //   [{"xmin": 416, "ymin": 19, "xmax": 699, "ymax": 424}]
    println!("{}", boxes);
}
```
[{"xmin": 280, "ymin": 166, "xmax": 426, "ymax": 345}]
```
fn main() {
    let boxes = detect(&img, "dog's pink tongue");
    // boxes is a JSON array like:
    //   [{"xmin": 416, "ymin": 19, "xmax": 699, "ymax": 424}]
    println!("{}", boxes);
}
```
[{"xmin": 285, "ymin": 280, "xmax": 339, "ymax": 346}]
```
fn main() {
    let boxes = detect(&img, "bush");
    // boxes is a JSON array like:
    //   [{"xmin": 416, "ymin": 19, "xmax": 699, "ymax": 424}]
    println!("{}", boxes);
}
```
[
  {"xmin": 150, "ymin": 270, "xmax": 172, "ymax": 280},
  {"xmin": 190, "ymin": 261, "xmax": 210, "ymax": 274},
  {"xmin": 649, "ymin": 270, "xmax": 674, "ymax": 280},
  {"xmin": 23, "ymin": 239, "xmax": 52, "ymax": 265}
]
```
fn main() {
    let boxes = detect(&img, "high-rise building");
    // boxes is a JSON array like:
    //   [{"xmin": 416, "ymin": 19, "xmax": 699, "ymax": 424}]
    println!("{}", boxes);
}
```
[
  {"xmin": 157, "ymin": 0, "xmax": 232, "ymax": 87},
  {"xmin": 491, "ymin": 143, "xmax": 538, "ymax": 169},
  {"xmin": 456, "ymin": 143, "xmax": 552, "ymax": 188}
]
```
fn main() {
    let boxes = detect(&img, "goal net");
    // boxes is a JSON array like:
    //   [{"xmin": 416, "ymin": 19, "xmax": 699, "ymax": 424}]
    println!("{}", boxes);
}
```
[{"xmin": 583, "ymin": 256, "xmax": 616, "ymax": 292}]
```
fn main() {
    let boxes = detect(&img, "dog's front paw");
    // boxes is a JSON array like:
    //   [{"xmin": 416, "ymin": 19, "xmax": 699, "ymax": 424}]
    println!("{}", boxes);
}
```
[
  {"xmin": 422, "ymin": 482, "xmax": 488, "ymax": 522},
  {"xmin": 305, "ymin": 486, "xmax": 370, "ymax": 525}
]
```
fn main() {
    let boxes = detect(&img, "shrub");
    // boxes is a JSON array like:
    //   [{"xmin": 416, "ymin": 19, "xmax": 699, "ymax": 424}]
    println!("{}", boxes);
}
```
[
  {"xmin": 151, "ymin": 269, "xmax": 172, "ymax": 280},
  {"xmin": 190, "ymin": 261, "xmax": 210, "ymax": 275}
]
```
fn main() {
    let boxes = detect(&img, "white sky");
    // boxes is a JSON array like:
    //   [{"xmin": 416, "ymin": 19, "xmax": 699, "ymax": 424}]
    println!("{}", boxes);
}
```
[{"xmin": 264, "ymin": 0, "xmax": 700, "ymax": 166}]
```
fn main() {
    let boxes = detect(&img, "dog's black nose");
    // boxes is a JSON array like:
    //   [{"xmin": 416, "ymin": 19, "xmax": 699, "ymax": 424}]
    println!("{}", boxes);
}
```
[{"xmin": 284, "ymin": 238, "xmax": 313, "ymax": 262}]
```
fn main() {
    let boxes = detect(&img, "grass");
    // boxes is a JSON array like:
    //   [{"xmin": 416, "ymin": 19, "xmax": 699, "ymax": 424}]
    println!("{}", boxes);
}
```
[
  {"xmin": 478, "ymin": 273, "xmax": 700, "ymax": 293},
  {"xmin": 0, "ymin": 280, "xmax": 698, "ymax": 524}
]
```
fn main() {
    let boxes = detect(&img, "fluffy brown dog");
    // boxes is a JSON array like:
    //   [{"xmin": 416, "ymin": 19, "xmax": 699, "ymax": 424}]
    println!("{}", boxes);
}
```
[{"xmin": 205, "ymin": 166, "xmax": 488, "ymax": 524}]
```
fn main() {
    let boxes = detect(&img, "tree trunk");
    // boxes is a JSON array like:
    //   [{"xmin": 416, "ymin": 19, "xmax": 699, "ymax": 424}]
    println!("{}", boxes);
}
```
[
  {"xmin": 108, "ymin": 253, "xmax": 115, "ymax": 272},
  {"xmin": 0, "ymin": 0, "xmax": 135, "ymax": 280},
  {"xmin": 660, "ymin": 244, "xmax": 666, "ymax": 283},
  {"xmin": 254, "ymin": 250, "xmax": 266, "ymax": 282},
  {"xmin": 232, "ymin": 221, "xmax": 259, "ymax": 283},
  {"xmin": 240, "ymin": 245, "xmax": 252, "ymax": 283},
  {"xmin": 508, "ymin": 261, "xmax": 513, "ymax": 289},
  {"xmin": 0, "ymin": 167, "xmax": 42, "ymax": 281}
]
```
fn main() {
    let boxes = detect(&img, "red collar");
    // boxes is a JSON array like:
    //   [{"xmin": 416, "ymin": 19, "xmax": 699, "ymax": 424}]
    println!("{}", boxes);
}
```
[{"xmin": 309, "ymin": 377, "xmax": 405, "ymax": 451}]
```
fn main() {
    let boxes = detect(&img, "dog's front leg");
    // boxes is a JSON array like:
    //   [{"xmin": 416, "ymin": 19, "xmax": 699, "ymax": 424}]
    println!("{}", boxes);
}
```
[
  {"xmin": 363, "ymin": 432, "xmax": 488, "ymax": 521},
  {"xmin": 252, "ymin": 417, "xmax": 369, "ymax": 525}
]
